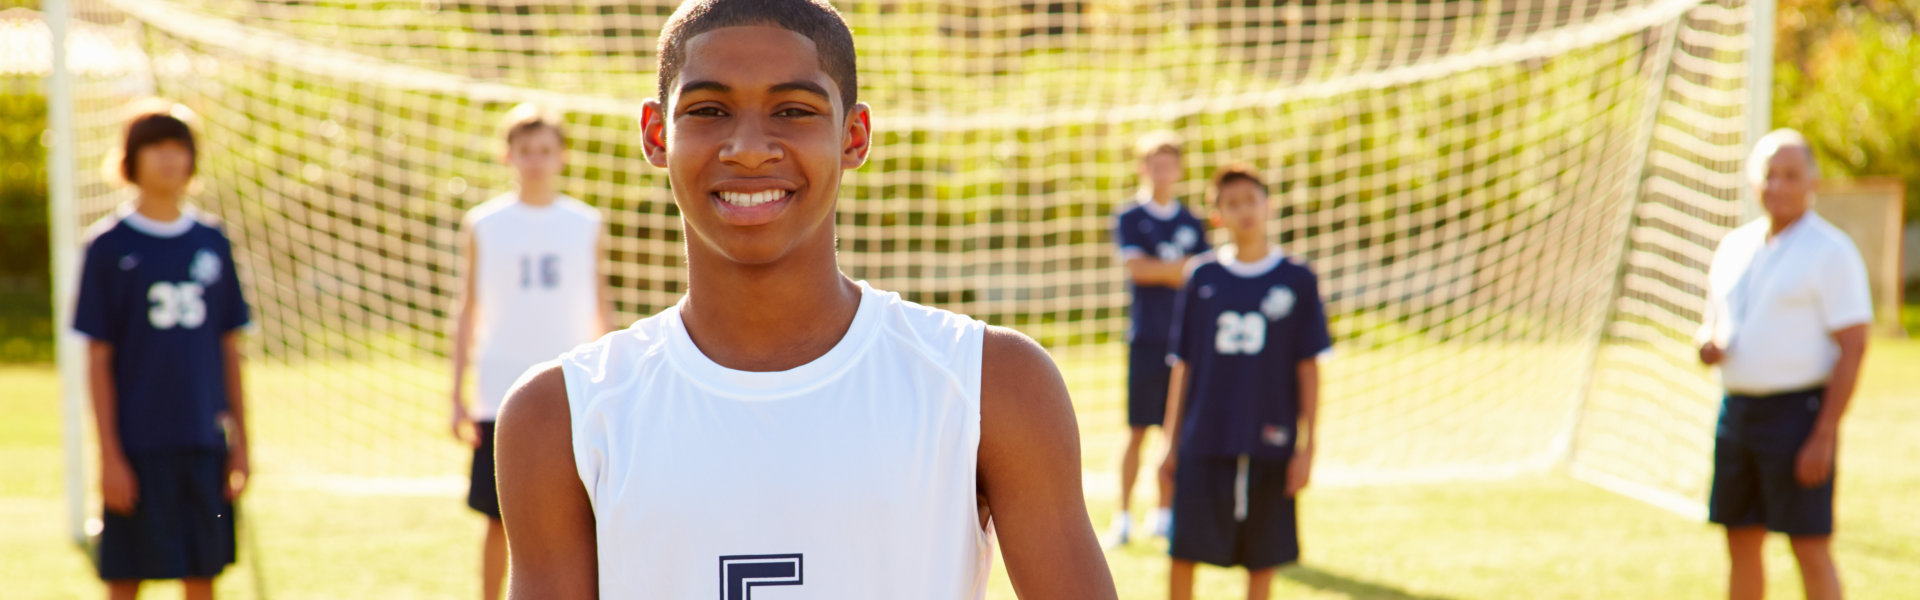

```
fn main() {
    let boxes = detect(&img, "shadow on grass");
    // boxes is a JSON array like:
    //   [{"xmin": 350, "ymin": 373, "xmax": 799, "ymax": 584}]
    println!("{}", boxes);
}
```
[{"xmin": 1281, "ymin": 564, "xmax": 1458, "ymax": 600}]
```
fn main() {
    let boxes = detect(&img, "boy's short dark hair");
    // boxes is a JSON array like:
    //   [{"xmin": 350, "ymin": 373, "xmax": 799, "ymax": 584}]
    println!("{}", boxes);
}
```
[
  {"xmin": 120, "ymin": 107, "xmax": 197, "ymax": 184},
  {"xmin": 1209, "ymin": 163, "xmax": 1267, "ymax": 201},
  {"xmin": 499, "ymin": 103, "xmax": 568, "ymax": 148},
  {"xmin": 1134, "ymin": 131, "xmax": 1183, "ymax": 162},
  {"xmin": 657, "ymin": 0, "xmax": 859, "ymax": 113}
]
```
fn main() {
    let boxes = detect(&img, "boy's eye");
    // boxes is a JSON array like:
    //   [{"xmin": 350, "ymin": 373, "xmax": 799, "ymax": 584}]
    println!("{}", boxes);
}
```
[
  {"xmin": 687, "ymin": 106, "xmax": 726, "ymax": 117},
  {"xmin": 776, "ymin": 108, "xmax": 817, "ymax": 118}
]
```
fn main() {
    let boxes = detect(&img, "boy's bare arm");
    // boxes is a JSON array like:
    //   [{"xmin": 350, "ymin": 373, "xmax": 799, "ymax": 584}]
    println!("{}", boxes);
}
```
[
  {"xmin": 88, "ymin": 340, "xmax": 137, "ymax": 514},
  {"xmin": 222, "ymin": 332, "xmax": 250, "ymax": 500},
  {"xmin": 978, "ymin": 327, "xmax": 1118, "ymax": 598},
  {"xmin": 1161, "ymin": 359, "xmax": 1190, "ymax": 463},
  {"xmin": 1289, "ymin": 358, "xmax": 1319, "ymax": 496},
  {"xmin": 1123, "ymin": 256, "xmax": 1188, "ymax": 287},
  {"xmin": 450, "ymin": 228, "xmax": 480, "ymax": 444},
  {"xmin": 496, "ymin": 364, "xmax": 598, "ymax": 599}
]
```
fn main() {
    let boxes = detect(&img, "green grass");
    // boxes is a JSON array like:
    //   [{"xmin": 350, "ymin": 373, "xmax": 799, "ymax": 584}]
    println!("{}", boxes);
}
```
[{"xmin": 6, "ymin": 341, "xmax": 1920, "ymax": 599}]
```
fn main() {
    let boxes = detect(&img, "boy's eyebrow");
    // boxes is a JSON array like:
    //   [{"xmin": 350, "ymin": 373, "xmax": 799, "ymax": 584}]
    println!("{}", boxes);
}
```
[
  {"xmin": 677, "ymin": 79, "xmax": 832, "ymax": 103},
  {"xmin": 678, "ymin": 80, "xmax": 731, "ymax": 97},
  {"xmin": 768, "ymin": 81, "xmax": 832, "ymax": 102}
]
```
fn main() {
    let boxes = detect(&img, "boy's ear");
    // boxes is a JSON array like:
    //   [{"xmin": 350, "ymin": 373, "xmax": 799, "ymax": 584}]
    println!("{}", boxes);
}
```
[
  {"xmin": 842, "ymin": 102, "xmax": 873, "ymax": 170},
  {"xmin": 640, "ymin": 98, "xmax": 669, "ymax": 168}
]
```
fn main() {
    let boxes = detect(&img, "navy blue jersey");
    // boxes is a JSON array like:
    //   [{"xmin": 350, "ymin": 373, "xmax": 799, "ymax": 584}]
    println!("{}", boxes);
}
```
[
  {"xmin": 73, "ymin": 208, "xmax": 250, "ymax": 453},
  {"xmin": 1114, "ymin": 197, "xmax": 1211, "ymax": 343},
  {"xmin": 1169, "ymin": 249, "xmax": 1332, "ymax": 460}
]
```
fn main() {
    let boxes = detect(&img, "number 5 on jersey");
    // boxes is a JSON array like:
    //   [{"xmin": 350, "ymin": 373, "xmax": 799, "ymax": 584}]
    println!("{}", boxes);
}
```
[{"xmin": 719, "ymin": 554, "xmax": 802, "ymax": 600}]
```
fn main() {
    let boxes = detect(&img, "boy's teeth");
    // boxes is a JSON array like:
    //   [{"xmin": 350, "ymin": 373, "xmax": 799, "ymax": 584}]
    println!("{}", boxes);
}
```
[{"xmin": 718, "ymin": 190, "xmax": 785, "ymax": 207}]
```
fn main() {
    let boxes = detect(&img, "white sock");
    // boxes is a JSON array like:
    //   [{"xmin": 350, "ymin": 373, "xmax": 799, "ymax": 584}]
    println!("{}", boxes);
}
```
[{"xmin": 1150, "ymin": 508, "xmax": 1173, "ymax": 534}]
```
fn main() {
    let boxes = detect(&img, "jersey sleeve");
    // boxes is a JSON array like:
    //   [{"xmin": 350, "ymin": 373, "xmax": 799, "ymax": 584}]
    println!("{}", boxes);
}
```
[
  {"xmin": 216, "ymin": 236, "xmax": 253, "ymax": 333},
  {"xmin": 1293, "ymin": 267, "xmax": 1334, "ymax": 361},
  {"xmin": 1817, "ymin": 242, "xmax": 1874, "ymax": 332},
  {"xmin": 1114, "ymin": 211, "xmax": 1147, "ymax": 261},
  {"xmin": 72, "ymin": 237, "xmax": 121, "ymax": 342}
]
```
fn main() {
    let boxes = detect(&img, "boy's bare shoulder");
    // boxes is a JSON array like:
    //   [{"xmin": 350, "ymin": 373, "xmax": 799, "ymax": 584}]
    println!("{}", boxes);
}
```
[
  {"xmin": 979, "ymin": 326, "xmax": 1071, "ymax": 420},
  {"xmin": 496, "ymin": 363, "xmax": 570, "ymax": 442}
]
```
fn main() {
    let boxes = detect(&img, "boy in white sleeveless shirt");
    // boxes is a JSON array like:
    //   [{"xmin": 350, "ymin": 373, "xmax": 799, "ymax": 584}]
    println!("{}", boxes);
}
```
[
  {"xmin": 448, "ymin": 104, "xmax": 614, "ymax": 600},
  {"xmin": 491, "ymin": 1, "xmax": 1117, "ymax": 598}
]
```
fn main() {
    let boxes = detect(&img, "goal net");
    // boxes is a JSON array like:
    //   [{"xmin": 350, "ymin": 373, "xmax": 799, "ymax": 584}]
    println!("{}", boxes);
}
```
[{"xmin": 52, "ymin": 0, "xmax": 1756, "ymax": 552}]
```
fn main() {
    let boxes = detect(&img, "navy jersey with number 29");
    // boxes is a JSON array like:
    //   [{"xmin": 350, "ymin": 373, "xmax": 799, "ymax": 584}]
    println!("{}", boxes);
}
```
[{"xmin": 1169, "ymin": 248, "xmax": 1331, "ymax": 460}]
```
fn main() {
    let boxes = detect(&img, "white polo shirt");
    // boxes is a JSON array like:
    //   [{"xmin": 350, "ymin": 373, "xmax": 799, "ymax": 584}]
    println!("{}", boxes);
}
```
[{"xmin": 1700, "ymin": 212, "xmax": 1873, "ymax": 394}]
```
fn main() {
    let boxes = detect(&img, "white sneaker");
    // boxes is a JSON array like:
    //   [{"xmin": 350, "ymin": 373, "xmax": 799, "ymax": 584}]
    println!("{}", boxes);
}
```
[
  {"xmin": 1144, "ymin": 508, "xmax": 1173, "ymax": 539},
  {"xmin": 1101, "ymin": 513, "xmax": 1133, "ymax": 548}
]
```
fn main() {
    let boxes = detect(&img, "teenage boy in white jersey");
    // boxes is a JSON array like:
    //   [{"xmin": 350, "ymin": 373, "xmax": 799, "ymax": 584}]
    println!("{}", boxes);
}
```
[
  {"xmin": 492, "ymin": 0, "xmax": 1116, "ymax": 598},
  {"xmin": 448, "ymin": 104, "xmax": 614, "ymax": 600}
]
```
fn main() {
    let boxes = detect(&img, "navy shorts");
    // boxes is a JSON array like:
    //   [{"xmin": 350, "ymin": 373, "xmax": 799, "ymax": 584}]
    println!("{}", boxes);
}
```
[
  {"xmin": 1127, "ymin": 339, "xmax": 1172, "ymax": 427},
  {"xmin": 97, "ymin": 449, "xmax": 235, "ymax": 581},
  {"xmin": 1170, "ymin": 454, "xmax": 1299, "ymax": 570},
  {"xmin": 469, "ymin": 421, "xmax": 502, "ymax": 520},
  {"xmin": 1708, "ymin": 388, "xmax": 1833, "ymax": 536}
]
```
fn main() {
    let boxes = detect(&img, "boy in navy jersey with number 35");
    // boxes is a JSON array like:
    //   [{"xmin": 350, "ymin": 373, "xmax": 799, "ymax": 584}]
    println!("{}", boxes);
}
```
[
  {"xmin": 75, "ymin": 105, "xmax": 252, "ymax": 600},
  {"xmin": 1160, "ymin": 165, "xmax": 1331, "ymax": 600}
]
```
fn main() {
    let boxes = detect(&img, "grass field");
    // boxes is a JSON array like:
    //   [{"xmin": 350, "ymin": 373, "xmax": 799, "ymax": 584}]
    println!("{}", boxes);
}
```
[{"xmin": 4, "ymin": 340, "xmax": 1919, "ymax": 599}]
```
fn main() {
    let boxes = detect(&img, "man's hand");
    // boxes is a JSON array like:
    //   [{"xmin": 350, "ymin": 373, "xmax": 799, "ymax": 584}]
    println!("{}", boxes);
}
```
[
  {"xmin": 1698, "ymin": 341, "xmax": 1724, "ymax": 365},
  {"xmin": 1795, "ymin": 432, "xmax": 1836, "ymax": 488},
  {"xmin": 1286, "ymin": 449, "xmax": 1313, "ymax": 497},
  {"xmin": 102, "ymin": 453, "xmax": 138, "ymax": 515},
  {"xmin": 225, "ymin": 444, "xmax": 251, "ymax": 502}
]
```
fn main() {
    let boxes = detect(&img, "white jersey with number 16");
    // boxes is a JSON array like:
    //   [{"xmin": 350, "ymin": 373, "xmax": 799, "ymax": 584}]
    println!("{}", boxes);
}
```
[{"xmin": 468, "ymin": 192, "xmax": 602, "ymax": 421}]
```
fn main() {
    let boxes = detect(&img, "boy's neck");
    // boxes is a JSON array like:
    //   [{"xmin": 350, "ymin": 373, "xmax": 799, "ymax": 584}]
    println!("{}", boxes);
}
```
[
  {"xmin": 1230, "ymin": 233, "xmax": 1271, "ymax": 262},
  {"xmin": 678, "ymin": 228, "xmax": 862, "ymax": 373},
  {"xmin": 1148, "ymin": 187, "xmax": 1177, "ymax": 206},
  {"xmin": 133, "ymin": 190, "xmax": 185, "ymax": 222},
  {"xmin": 517, "ymin": 183, "xmax": 559, "ymax": 207}
]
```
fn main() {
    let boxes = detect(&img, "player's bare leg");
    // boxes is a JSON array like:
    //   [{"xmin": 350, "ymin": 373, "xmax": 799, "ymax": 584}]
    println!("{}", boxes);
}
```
[
  {"xmin": 106, "ymin": 580, "xmax": 139, "ymax": 600},
  {"xmin": 1790, "ymin": 534, "xmax": 1842, "ymax": 600},
  {"xmin": 1168, "ymin": 558, "xmax": 1197, "ymax": 600},
  {"xmin": 482, "ymin": 518, "xmax": 507, "ymax": 600},
  {"xmin": 1113, "ymin": 425, "xmax": 1151, "ymax": 543},
  {"xmin": 1726, "ymin": 525, "xmax": 1766, "ymax": 600},
  {"xmin": 1245, "ymin": 567, "xmax": 1276, "ymax": 600},
  {"xmin": 182, "ymin": 577, "xmax": 212, "ymax": 600}
]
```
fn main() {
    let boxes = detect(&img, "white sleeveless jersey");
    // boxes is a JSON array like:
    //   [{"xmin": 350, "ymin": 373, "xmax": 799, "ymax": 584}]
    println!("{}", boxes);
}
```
[
  {"xmin": 467, "ymin": 193, "xmax": 602, "ymax": 420},
  {"xmin": 555, "ymin": 282, "xmax": 993, "ymax": 599}
]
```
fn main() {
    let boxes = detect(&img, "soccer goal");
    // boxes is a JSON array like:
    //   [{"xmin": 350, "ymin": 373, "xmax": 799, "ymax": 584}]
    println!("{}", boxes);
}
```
[{"xmin": 49, "ymin": 0, "xmax": 1766, "ymax": 555}]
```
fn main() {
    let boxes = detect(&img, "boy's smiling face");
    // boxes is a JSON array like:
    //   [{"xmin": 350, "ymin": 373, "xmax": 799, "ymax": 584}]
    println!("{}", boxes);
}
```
[{"xmin": 642, "ymin": 25, "xmax": 871, "ymax": 266}]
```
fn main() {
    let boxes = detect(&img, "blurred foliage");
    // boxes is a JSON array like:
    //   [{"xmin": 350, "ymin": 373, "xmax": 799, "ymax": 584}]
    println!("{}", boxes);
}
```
[
  {"xmin": 1775, "ymin": 0, "xmax": 1920, "ymax": 221},
  {"xmin": 2, "ymin": 82, "xmax": 53, "ymax": 362}
]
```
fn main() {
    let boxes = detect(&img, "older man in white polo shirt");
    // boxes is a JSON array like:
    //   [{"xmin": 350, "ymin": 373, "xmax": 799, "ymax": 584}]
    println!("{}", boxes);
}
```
[{"xmin": 1698, "ymin": 129, "xmax": 1871, "ymax": 600}]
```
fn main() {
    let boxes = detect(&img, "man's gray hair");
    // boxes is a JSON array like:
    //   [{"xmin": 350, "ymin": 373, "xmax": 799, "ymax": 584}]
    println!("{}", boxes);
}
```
[{"xmin": 1746, "ymin": 128, "xmax": 1822, "ymax": 185}]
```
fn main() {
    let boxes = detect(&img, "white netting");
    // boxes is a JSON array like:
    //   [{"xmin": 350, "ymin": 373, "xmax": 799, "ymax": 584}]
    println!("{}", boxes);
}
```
[{"xmin": 54, "ymin": 0, "xmax": 1752, "ymax": 520}]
